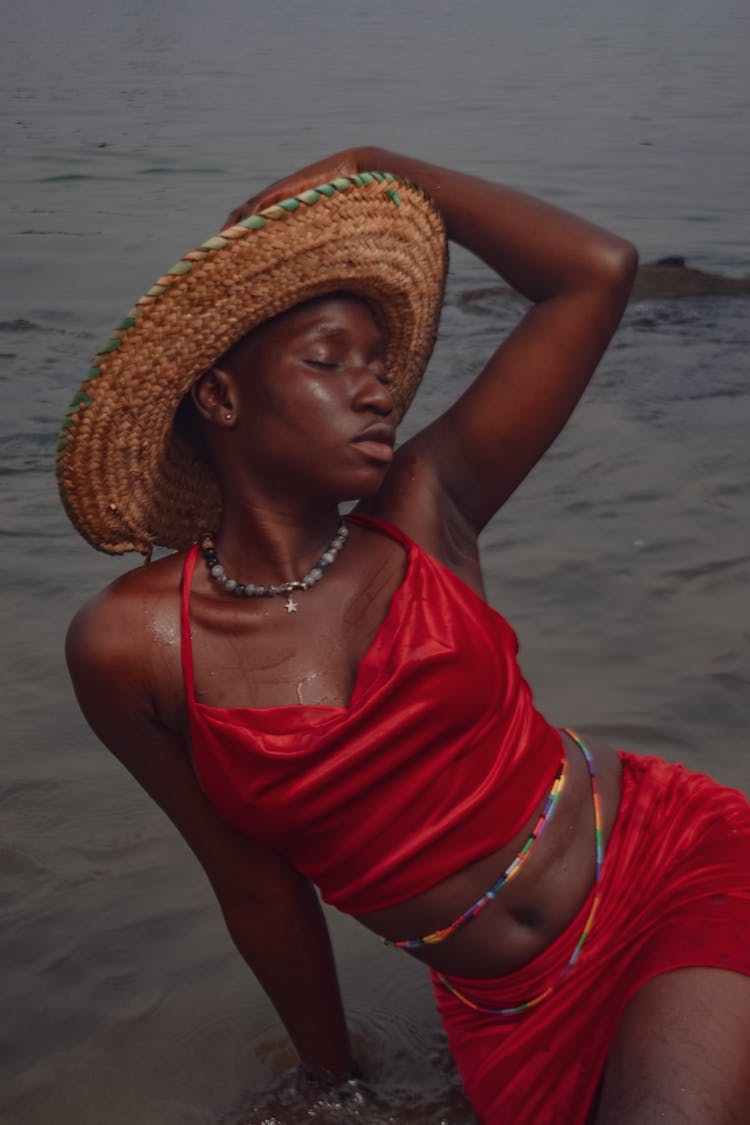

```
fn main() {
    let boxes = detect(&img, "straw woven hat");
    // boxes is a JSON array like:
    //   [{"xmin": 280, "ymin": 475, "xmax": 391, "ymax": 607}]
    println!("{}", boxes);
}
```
[{"xmin": 57, "ymin": 172, "xmax": 447, "ymax": 555}]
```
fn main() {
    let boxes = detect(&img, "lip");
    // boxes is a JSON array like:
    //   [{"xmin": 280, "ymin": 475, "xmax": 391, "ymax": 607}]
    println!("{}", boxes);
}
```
[{"xmin": 351, "ymin": 424, "xmax": 395, "ymax": 464}]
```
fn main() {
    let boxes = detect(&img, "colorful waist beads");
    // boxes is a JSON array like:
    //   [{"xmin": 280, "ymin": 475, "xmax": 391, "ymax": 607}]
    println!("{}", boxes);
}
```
[
  {"xmin": 384, "ymin": 729, "xmax": 605, "ymax": 1018},
  {"xmin": 383, "ymin": 753, "xmax": 569, "ymax": 950}
]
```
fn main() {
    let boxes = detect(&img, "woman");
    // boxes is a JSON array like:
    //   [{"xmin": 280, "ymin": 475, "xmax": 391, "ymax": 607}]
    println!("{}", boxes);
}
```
[{"xmin": 59, "ymin": 147, "xmax": 750, "ymax": 1123}]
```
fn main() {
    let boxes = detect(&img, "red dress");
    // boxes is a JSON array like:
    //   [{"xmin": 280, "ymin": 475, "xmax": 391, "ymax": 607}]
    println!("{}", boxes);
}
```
[
  {"xmin": 432, "ymin": 752, "xmax": 750, "ymax": 1123},
  {"xmin": 181, "ymin": 513, "xmax": 562, "ymax": 913},
  {"xmin": 181, "ymin": 514, "xmax": 750, "ymax": 1124}
]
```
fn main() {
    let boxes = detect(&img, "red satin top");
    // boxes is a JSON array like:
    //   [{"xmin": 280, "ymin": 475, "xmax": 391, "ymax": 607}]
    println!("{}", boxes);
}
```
[{"xmin": 182, "ymin": 513, "xmax": 563, "ymax": 913}]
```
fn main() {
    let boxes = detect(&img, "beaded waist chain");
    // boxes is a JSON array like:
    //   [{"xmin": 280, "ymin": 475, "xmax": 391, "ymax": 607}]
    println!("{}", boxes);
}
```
[
  {"xmin": 383, "ymin": 755, "xmax": 568, "ymax": 951},
  {"xmin": 382, "ymin": 729, "xmax": 605, "ymax": 1018}
]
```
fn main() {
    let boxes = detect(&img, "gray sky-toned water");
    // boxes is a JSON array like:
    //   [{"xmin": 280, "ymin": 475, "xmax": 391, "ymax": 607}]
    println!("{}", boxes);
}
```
[{"xmin": 1, "ymin": 1, "xmax": 749, "ymax": 1122}]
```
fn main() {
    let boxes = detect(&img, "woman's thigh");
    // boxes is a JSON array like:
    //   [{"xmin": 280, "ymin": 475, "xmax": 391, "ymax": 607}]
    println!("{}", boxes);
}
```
[{"xmin": 595, "ymin": 968, "xmax": 750, "ymax": 1125}]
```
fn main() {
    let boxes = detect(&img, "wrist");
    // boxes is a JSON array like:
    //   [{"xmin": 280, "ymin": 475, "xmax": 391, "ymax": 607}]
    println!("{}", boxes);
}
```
[
  {"xmin": 298, "ymin": 1058, "xmax": 361, "ymax": 1085},
  {"xmin": 361, "ymin": 144, "xmax": 394, "ymax": 173},
  {"xmin": 296, "ymin": 1061, "xmax": 369, "ymax": 1106}
]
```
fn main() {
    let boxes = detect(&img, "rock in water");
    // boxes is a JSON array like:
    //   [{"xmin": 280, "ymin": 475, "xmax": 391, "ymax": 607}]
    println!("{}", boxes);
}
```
[{"xmin": 459, "ymin": 259, "xmax": 750, "ymax": 313}]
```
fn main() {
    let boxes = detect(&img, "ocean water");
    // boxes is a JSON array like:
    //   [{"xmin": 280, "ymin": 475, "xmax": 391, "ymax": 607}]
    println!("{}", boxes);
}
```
[{"xmin": 1, "ymin": 1, "xmax": 749, "ymax": 1121}]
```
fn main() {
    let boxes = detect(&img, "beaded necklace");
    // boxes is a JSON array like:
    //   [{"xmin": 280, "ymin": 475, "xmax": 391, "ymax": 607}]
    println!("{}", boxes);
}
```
[
  {"xmin": 200, "ymin": 520, "xmax": 349, "ymax": 614},
  {"xmin": 436, "ymin": 730, "xmax": 604, "ymax": 1018},
  {"xmin": 382, "ymin": 755, "xmax": 569, "ymax": 950}
]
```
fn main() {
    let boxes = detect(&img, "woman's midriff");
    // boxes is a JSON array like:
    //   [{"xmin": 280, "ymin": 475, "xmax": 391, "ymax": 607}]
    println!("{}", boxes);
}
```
[{"xmin": 354, "ymin": 732, "xmax": 622, "ymax": 979}]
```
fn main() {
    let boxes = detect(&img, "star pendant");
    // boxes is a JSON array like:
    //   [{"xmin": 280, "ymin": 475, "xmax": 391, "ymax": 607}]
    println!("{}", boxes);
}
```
[{"xmin": 284, "ymin": 594, "xmax": 299, "ymax": 614}]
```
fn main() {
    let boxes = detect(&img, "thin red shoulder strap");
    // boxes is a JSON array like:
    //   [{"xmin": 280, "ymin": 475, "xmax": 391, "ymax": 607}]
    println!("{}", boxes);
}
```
[
  {"xmin": 345, "ymin": 511, "xmax": 414, "ymax": 551},
  {"xmin": 180, "ymin": 543, "xmax": 201, "ymax": 702}
]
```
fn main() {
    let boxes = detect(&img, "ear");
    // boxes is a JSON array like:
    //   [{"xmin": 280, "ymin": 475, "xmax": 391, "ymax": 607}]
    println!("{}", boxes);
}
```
[{"xmin": 190, "ymin": 366, "xmax": 237, "ymax": 427}]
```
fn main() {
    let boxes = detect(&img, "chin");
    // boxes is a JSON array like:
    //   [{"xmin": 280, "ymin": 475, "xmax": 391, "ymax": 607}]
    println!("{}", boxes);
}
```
[{"xmin": 338, "ymin": 465, "xmax": 390, "ymax": 503}]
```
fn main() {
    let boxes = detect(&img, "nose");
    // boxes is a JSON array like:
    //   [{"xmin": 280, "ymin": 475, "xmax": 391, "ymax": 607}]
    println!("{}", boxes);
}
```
[{"xmin": 352, "ymin": 366, "xmax": 395, "ymax": 416}]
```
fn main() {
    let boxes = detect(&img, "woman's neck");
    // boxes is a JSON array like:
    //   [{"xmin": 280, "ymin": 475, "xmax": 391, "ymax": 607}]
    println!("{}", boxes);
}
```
[{"xmin": 213, "ymin": 497, "xmax": 343, "ymax": 587}]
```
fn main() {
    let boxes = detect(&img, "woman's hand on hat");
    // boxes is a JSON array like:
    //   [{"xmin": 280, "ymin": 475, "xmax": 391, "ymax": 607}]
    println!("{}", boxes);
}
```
[{"xmin": 222, "ymin": 147, "xmax": 372, "ymax": 229}]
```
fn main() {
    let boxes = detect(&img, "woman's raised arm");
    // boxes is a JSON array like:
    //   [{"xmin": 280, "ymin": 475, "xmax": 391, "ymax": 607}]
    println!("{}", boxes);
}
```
[
  {"xmin": 226, "ymin": 146, "xmax": 637, "ymax": 534},
  {"xmin": 362, "ymin": 147, "xmax": 638, "ymax": 532},
  {"xmin": 66, "ymin": 589, "xmax": 355, "ymax": 1081}
]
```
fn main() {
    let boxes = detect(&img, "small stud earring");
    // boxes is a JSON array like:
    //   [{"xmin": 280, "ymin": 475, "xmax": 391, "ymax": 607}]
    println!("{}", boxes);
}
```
[{"xmin": 224, "ymin": 413, "xmax": 232, "ymax": 421}]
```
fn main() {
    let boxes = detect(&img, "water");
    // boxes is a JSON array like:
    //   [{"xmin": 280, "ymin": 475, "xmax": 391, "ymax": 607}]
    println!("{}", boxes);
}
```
[{"xmin": 1, "ymin": 1, "xmax": 749, "ymax": 1121}]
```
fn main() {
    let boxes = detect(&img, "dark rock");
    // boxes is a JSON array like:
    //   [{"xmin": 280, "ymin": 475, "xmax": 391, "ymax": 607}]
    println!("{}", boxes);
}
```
[
  {"xmin": 630, "ymin": 259, "xmax": 750, "ymax": 300},
  {"xmin": 459, "ymin": 259, "xmax": 750, "ymax": 313}
]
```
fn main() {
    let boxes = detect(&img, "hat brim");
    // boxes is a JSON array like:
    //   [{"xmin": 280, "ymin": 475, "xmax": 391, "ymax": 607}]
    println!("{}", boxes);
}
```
[{"xmin": 57, "ymin": 173, "xmax": 447, "ymax": 554}]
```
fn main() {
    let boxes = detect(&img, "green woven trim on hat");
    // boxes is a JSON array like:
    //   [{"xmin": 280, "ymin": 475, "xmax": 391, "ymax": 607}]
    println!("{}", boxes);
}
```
[
  {"xmin": 99, "ymin": 336, "xmax": 122, "ymax": 354},
  {"xmin": 201, "ymin": 235, "xmax": 229, "ymax": 250},
  {"xmin": 68, "ymin": 388, "xmax": 94, "ymax": 411},
  {"xmin": 262, "ymin": 203, "xmax": 288, "ymax": 220},
  {"xmin": 58, "ymin": 385, "xmax": 95, "ymax": 446},
  {"xmin": 296, "ymin": 190, "xmax": 321, "ymax": 206}
]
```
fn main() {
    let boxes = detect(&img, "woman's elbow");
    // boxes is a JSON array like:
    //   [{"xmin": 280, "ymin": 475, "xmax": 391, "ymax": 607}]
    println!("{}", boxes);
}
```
[{"xmin": 595, "ymin": 236, "xmax": 639, "ymax": 295}]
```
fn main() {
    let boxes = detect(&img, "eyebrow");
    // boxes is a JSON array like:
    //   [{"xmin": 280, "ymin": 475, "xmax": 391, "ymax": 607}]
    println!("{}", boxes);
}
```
[{"xmin": 310, "ymin": 324, "xmax": 388, "ymax": 349}]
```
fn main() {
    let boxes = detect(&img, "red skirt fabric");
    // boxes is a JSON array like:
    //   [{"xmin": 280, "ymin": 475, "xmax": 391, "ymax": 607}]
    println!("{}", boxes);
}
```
[{"xmin": 431, "ymin": 752, "xmax": 750, "ymax": 1124}]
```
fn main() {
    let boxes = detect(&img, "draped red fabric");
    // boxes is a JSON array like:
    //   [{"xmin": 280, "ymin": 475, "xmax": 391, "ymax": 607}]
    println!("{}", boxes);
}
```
[
  {"xmin": 432, "ymin": 752, "xmax": 750, "ymax": 1124},
  {"xmin": 181, "ymin": 513, "xmax": 562, "ymax": 912}
]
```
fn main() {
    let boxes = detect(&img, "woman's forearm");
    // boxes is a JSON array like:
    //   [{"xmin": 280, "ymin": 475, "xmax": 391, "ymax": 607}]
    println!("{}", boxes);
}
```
[
  {"xmin": 226, "ymin": 145, "xmax": 636, "ymax": 303},
  {"xmin": 221, "ymin": 145, "xmax": 638, "ymax": 527},
  {"xmin": 221, "ymin": 876, "xmax": 354, "ymax": 1078},
  {"xmin": 360, "ymin": 145, "xmax": 637, "ymax": 302}
]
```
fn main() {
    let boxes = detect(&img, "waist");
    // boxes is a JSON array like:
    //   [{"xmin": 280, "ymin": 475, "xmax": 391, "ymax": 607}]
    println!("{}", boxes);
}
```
[{"xmin": 354, "ymin": 732, "xmax": 622, "ymax": 978}]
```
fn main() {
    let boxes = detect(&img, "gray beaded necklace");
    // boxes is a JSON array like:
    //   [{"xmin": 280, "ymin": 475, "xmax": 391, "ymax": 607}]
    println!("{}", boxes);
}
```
[{"xmin": 200, "ymin": 520, "xmax": 349, "ymax": 614}]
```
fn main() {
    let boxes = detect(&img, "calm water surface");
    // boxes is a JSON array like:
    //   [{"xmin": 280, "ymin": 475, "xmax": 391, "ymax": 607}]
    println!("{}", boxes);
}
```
[{"xmin": 1, "ymin": 1, "xmax": 749, "ymax": 1121}]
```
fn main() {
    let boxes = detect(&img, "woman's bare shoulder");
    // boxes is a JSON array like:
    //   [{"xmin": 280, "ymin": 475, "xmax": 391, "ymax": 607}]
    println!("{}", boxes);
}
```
[{"xmin": 66, "ymin": 549, "xmax": 187, "ymax": 684}]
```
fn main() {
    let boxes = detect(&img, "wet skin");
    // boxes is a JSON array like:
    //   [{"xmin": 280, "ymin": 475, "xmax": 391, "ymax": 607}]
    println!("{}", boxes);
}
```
[
  {"xmin": 153, "ymin": 293, "xmax": 625, "ymax": 981},
  {"xmin": 194, "ymin": 294, "xmax": 397, "ymax": 524},
  {"xmin": 69, "ymin": 150, "xmax": 750, "ymax": 1118}
]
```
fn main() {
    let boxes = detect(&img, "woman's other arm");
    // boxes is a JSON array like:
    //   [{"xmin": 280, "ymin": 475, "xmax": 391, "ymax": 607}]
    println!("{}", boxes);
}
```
[
  {"xmin": 65, "ymin": 589, "xmax": 354, "ymax": 1080},
  {"xmin": 362, "ymin": 147, "xmax": 638, "ymax": 532},
  {"xmin": 225, "ymin": 147, "xmax": 638, "ymax": 534}
]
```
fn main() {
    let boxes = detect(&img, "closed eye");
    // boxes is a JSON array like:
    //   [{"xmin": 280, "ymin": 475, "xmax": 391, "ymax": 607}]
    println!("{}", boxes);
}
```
[
  {"xmin": 304, "ymin": 358, "xmax": 390, "ymax": 383},
  {"xmin": 304, "ymin": 359, "xmax": 340, "ymax": 370}
]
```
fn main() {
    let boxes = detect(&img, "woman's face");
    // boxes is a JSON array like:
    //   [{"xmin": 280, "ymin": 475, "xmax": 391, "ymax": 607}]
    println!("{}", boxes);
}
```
[{"xmin": 218, "ymin": 293, "xmax": 397, "ymax": 503}]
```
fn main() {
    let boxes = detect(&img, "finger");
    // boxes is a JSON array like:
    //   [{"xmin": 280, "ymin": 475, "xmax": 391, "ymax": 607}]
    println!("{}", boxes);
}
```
[{"xmin": 222, "ymin": 199, "xmax": 258, "ymax": 229}]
